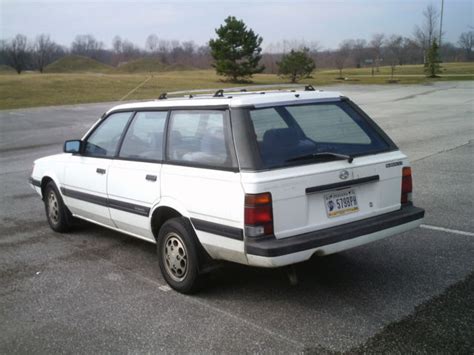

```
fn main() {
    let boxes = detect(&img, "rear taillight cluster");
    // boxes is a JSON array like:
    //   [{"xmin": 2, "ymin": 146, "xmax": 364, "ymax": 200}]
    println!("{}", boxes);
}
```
[
  {"xmin": 244, "ymin": 193, "xmax": 273, "ymax": 237},
  {"xmin": 401, "ymin": 167, "xmax": 413, "ymax": 204}
]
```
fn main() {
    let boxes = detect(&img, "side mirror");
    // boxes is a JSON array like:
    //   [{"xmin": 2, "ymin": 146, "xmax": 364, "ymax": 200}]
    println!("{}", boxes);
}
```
[{"xmin": 64, "ymin": 140, "xmax": 82, "ymax": 154}]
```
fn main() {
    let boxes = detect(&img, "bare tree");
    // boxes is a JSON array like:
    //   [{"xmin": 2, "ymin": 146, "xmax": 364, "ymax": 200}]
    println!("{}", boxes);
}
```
[
  {"xmin": 351, "ymin": 39, "xmax": 367, "ymax": 68},
  {"xmin": 145, "ymin": 34, "xmax": 159, "ymax": 53},
  {"xmin": 121, "ymin": 39, "xmax": 140, "ymax": 61},
  {"xmin": 334, "ymin": 40, "xmax": 352, "ymax": 78},
  {"xmin": 0, "ymin": 40, "xmax": 7, "ymax": 66},
  {"xmin": 385, "ymin": 35, "xmax": 403, "ymax": 79},
  {"xmin": 71, "ymin": 34, "xmax": 104, "ymax": 59},
  {"xmin": 33, "ymin": 34, "xmax": 60, "ymax": 73},
  {"xmin": 5, "ymin": 34, "xmax": 29, "ymax": 74},
  {"xmin": 110, "ymin": 36, "xmax": 124, "ymax": 66},
  {"xmin": 370, "ymin": 33, "xmax": 384, "ymax": 72},
  {"xmin": 112, "ymin": 36, "xmax": 122, "ymax": 54},
  {"xmin": 195, "ymin": 45, "xmax": 212, "ymax": 68},
  {"xmin": 158, "ymin": 39, "xmax": 170, "ymax": 63},
  {"xmin": 423, "ymin": 4, "xmax": 439, "ymax": 46},
  {"xmin": 400, "ymin": 37, "xmax": 420, "ymax": 64},
  {"xmin": 180, "ymin": 41, "xmax": 196, "ymax": 66},
  {"xmin": 458, "ymin": 31, "xmax": 474, "ymax": 61},
  {"xmin": 413, "ymin": 3, "xmax": 440, "ymax": 63}
]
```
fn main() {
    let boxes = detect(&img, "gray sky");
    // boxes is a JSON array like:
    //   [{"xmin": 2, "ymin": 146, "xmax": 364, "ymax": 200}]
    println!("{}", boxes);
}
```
[{"xmin": 1, "ymin": 0, "xmax": 473, "ymax": 50}]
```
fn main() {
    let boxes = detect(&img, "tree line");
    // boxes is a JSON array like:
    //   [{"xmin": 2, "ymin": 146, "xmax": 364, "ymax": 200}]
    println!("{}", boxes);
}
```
[
  {"xmin": 0, "ymin": 34, "xmax": 214, "ymax": 74},
  {"xmin": 1, "ymin": 3, "xmax": 472, "ymax": 77}
]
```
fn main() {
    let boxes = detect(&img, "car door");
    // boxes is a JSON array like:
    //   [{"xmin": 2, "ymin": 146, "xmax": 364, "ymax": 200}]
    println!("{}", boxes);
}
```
[
  {"xmin": 107, "ymin": 111, "xmax": 167, "ymax": 241},
  {"xmin": 63, "ymin": 111, "xmax": 133, "ymax": 227}
]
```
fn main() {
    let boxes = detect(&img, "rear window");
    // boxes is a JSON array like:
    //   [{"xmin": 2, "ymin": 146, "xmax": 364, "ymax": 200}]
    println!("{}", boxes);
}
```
[{"xmin": 249, "ymin": 101, "xmax": 390, "ymax": 168}]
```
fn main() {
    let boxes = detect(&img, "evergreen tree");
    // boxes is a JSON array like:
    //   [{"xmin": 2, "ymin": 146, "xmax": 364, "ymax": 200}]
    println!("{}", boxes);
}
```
[
  {"xmin": 424, "ymin": 39, "xmax": 442, "ymax": 78},
  {"xmin": 209, "ymin": 16, "xmax": 264, "ymax": 82},
  {"xmin": 277, "ymin": 48, "xmax": 315, "ymax": 83}
]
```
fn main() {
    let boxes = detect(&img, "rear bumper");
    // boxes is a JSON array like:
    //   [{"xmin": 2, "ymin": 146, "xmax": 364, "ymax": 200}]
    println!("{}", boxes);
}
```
[{"xmin": 245, "ymin": 204, "xmax": 425, "ymax": 267}]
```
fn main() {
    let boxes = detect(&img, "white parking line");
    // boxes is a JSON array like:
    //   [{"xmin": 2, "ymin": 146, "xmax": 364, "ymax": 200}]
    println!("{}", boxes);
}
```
[
  {"xmin": 159, "ymin": 285, "xmax": 171, "ymax": 292},
  {"xmin": 420, "ymin": 224, "xmax": 474, "ymax": 237}
]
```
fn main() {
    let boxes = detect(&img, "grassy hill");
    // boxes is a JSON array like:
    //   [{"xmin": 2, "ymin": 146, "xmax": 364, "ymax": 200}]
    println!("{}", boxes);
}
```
[
  {"xmin": 116, "ymin": 57, "xmax": 190, "ymax": 73},
  {"xmin": 44, "ymin": 55, "xmax": 112, "ymax": 73},
  {"xmin": 0, "ymin": 65, "xmax": 16, "ymax": 74}
]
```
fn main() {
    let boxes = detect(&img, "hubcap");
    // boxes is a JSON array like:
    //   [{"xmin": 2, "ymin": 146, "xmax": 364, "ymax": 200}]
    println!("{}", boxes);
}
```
[
  {"xmin": 48, "ymin": 191, "xmax": 60, "ymax": 225},
  {"xmin": 163, "ymin": 233, "xmax": 188, "ymax": 282}
]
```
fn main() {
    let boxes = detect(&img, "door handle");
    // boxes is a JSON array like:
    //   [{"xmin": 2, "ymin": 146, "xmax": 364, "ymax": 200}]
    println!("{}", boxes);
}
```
[
  {"xmin": 146, "ymin": 174, "xmax": 157, "ymax": 182},
  {"xmin": 96, "ymin": 168, "xmax": 106, "ymax": 175}
]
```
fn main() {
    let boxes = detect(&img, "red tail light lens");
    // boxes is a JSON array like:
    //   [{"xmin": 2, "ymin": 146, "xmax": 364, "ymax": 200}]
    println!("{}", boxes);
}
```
[
  {"xmin": 401, "ymin": 167, "xmax": 413, "ymax": 204},
  {"xmin": 244, "ymin": 205, "xmax": 272, "ymax": 224},
  {"xmin": 244, "ymin": 193, "xmax": 273, "ymax": 237}
]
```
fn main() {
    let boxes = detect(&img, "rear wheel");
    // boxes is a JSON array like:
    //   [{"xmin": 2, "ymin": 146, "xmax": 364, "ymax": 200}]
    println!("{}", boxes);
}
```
[
  {"xmin": 157, "ymin": 217, "xmax": 203, "ymax": 294},
  {"xmin": 44, "ymin": 181, "xmax": 73, "ymax": 233}
]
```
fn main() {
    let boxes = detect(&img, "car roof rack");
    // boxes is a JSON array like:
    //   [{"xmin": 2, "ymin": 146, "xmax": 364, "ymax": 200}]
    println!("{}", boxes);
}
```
[
  {"xmin": 213, "ymin": 89, "xmax": 224, "ymax": 97},
  {"xmin": 156, "ymin": 84, "xmax": 321, "ymax": 100}
]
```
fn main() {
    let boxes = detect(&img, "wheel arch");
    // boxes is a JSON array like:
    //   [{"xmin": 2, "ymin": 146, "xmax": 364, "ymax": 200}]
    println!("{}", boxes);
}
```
[
  {"xmin": 151, "ymin": 205, "xmax": 215, "ymax": 276},
  {"xmin": 150, "ymin": 206, "xmax": 184, "ymax": 241},
  {"xmin": 40, "ymin": 175, "xmax": 61, "ymax": 200}
]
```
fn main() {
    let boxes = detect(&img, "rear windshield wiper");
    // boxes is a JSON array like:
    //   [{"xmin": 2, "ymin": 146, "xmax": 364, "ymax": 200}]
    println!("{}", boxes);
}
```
[{"xmin": 286, "ymin": 152, "xmax": 354, "ymax": 164}]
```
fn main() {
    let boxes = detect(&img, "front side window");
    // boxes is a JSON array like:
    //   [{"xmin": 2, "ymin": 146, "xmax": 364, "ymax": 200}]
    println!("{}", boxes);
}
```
[
  {"xmin": 84, "ymin": 112, "xmax": 132, "ymax": 157},
  {"xmin": 249, "ymin": 101, "xmax": 390, "ymax": 168},
  {"xmin": 119, "ymin": 111, "xmax": 167, "ymax": 161},
  {"xmin": 167, "ymin": 110, "xmax": 234, "ymax": 168}
]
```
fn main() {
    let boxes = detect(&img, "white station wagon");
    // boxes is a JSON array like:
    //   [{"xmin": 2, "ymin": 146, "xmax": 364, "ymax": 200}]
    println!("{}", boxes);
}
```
[{"xmin": 30, "ymin": 87, "xmax": 425, "ymax": 293}]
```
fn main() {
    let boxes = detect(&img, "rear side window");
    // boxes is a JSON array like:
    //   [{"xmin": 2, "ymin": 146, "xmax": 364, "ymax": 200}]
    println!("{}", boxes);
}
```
[
  {"xmin": 166, "ymin": 110, "xmax": 235, "ymax": 169},
  {"xmin": 249, "ymin": 101, "xmax": 390, "ymax": 168},
  {"xmin": 119, "ymin": 111, "xmax": 167, "ymax": 161}
]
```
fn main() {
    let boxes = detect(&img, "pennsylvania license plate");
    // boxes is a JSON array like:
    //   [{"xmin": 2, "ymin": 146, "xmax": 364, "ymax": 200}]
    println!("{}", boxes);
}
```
[{"xmin": 325, "ymin": 188, "xmax": 359, "ymax": 218}]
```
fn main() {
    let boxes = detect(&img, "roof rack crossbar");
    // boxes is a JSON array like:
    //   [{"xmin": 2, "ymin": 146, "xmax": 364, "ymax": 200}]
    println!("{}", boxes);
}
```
[
  {"xmin": 158, "ymin": 92, "xmax": 167, "ymax": 100},
  {"xmin": 213, "ymin": 89, "xmax": 224, "ymax": 97}
]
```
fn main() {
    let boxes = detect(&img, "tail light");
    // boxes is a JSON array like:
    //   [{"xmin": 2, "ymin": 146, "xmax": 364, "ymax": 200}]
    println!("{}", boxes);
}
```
[
  {"xmin": 244, "ymin": 193, "xmax": 273, "ymax": 237},
  {"xmin": 401, "ymin": 167, "xmax": 413, "ymax": 204}
]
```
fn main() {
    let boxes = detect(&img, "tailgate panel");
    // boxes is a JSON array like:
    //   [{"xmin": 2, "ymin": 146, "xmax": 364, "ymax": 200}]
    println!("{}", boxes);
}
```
[{"xmin": 241, "ymin": 151, "xmax": 408, "ymax": 239}]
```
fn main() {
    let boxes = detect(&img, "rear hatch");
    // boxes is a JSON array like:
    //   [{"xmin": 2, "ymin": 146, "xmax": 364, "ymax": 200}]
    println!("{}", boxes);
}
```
[
  {"xmin": 237, "ymin": 98, "xmax": 405, "ymax": 239},
  {"xmin": 241, "ymin": 151, "xmax": 407, "ymax": 239}
]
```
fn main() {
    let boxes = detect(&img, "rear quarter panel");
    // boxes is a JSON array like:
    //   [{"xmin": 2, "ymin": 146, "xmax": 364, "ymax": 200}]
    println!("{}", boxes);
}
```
[{"xmin": 160, "ymin": 164, "xmax": 246, "ymax": 263}]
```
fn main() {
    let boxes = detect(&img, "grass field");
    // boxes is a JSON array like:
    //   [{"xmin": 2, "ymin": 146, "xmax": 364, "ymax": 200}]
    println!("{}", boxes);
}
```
[
  {"xmin": 321, "ymin": 62, "xmax": 474, "ymax": 76},
  {"xmin": 0, "ymin": 62, "xmax": 472, "ymax": 110}
]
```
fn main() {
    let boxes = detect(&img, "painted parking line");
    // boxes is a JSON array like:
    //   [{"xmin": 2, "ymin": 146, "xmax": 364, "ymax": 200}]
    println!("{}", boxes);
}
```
[{"xmin": 420, "ymin": 224, "xmax": 474, "ymax": 237}]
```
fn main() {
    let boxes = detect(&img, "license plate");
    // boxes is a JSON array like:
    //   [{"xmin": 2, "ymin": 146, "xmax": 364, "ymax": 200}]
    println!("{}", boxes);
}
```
[{"xmin": 325, "ymin": 188, "xmax": 359, "ymax": 218}]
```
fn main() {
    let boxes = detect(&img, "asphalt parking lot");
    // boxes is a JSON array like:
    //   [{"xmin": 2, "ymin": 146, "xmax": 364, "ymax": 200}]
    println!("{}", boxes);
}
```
[{"xmin": 1, "ymin": 81, "xmax": 473, "ymax": 353}]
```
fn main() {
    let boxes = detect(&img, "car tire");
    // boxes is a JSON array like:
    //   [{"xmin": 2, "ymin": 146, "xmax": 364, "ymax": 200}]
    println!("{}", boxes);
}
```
[
  {"xmin": 157, "ymin": 217, "xmax": 203, "ymax": 294},
  {"xmin": 44, "ymin": 181, "xmax": 73, "ymax": 233}
]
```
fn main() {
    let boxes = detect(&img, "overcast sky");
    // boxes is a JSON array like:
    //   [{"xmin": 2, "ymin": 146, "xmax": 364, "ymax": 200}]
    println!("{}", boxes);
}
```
[{"xmin": 1, "ymin": 0, "xmax": 473, "ymax": 50}]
